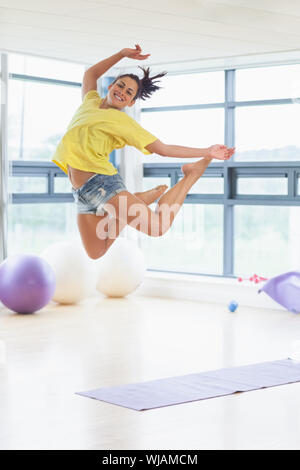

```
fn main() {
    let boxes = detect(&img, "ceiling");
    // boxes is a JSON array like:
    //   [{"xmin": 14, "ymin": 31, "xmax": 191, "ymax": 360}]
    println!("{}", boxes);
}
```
[{"xmin": 1, "ymin": 0, "xmax": 300, "ymax": 73}]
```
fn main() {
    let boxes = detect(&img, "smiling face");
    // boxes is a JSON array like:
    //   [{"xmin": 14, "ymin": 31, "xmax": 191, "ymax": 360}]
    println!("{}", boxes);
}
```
[{"xmin": 107, "ymin": 77, "xmax": 139, "ymax": 110}]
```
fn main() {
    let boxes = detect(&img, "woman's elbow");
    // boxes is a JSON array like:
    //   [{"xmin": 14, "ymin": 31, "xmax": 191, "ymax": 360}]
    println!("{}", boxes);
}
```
[{"xmin": 145, "ymin": 140, "xmax": 166, "ymax": 156}]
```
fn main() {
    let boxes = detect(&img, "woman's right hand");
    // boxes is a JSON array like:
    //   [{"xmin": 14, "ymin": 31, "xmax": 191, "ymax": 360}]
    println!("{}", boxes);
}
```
[
  {"xmin": 120, "ymin": 44, "xmax": 150, "ymax": 60},
  {"xmin": 208, "ymin": 145, "xmax": 235, "ymax": 160}
]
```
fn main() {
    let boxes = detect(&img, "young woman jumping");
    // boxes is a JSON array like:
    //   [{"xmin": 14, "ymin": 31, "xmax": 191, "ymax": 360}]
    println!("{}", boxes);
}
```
[{"xmin": 52, "ymin": 44, "xmax": 235, "ymax": 259}]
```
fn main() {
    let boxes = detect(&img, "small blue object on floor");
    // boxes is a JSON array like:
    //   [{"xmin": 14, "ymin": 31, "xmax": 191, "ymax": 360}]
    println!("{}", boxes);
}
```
[
  {"xmin": 228, "ymin": 300, "xmax": 239, "ymax": 312},
  {"xmin": 76, "ymin": 358, "xmax": 300, "ymax": 411}
]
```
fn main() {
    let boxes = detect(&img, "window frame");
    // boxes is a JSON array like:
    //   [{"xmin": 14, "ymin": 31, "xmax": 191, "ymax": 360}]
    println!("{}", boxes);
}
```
[
  {"xmin": 142, "ymin": 69, "xmax": 300, "ymax": 276},
  {"xmin": 3, "ymin": 54, "xmax": 300, "ymax": 276}
]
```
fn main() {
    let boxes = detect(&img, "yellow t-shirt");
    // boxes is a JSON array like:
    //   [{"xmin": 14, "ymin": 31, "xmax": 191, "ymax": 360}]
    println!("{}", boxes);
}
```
[{"xmin": 51, "ymin": 90, "xmax": 158, "ymax": 175}]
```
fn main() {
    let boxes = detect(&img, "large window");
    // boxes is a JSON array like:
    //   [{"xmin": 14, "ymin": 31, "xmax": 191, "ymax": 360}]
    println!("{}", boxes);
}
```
[
  {"xmin": 140, "ymin": 203, "xmax": 223, "ymax": 275},
  {"xmin": 8, "ymin": 80, "xmax": 81, "ymax": 162},
  {"xmin": 9, "ymin": 53, "xmax": 84, "ymax": 82},
  {"xmin": 141, "ymin": 66, "xmax": 300, "ymax": 277},
  {"xmin": 5, "ymin": 54, "xmax": 300, "ymax": 278},
  {"xmin": 7, "ymin": 203, "xmax": 78, "ymax": 256},
  {"xmin": 142, "ymin": 71, "xmax": 224, "ymax": 108},
  {"xmin": 235, "ymin": 104, "xmax": 300, "ymax": 162},
  {"xmin": 235, "ymin": 64, "xmax": 300, "ymax": 163},
  {"xmin": 7, "ymin": 53, "xmax": 85, "ymax": 256},
  {"xmin": 141, "ymin": 108, "xmax": 224, "ymax": 164},
  {"xmin": 234, "ymin": 205, "xmax": 300, "ymax": 277},
  {"xmin": 235, "ymin": 65, "xmax": 300, "ymax": 101}
]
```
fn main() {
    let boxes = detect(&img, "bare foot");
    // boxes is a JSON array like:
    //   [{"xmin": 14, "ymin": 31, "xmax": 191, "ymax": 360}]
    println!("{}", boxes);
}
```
[
  {"xmin": 135, "ymin": 185, "xmax": 168, "ymax": 205},
  {"xmin": 181, "ymin": 158, "xmax": 212, "ymax": 179}
]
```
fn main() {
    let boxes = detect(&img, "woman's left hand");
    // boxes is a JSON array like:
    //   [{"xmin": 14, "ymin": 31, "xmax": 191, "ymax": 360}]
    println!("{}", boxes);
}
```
[
  {"xmin": 208, "ymin": 144, "xmax": 235, "ymax": 160},
  {"xmin": 120, "ymin": 44, "xmax": 151, "ymax": 60}
]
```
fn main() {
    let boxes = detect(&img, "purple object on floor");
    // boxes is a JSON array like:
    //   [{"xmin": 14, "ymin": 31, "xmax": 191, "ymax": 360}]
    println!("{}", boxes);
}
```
[
  {"xmin": 0, "ymin": 254, "xmax": 56, "ymax": 314},
  {"xmin": 258, "ymin": 271, "xmax": 300, "ymax": 313},
  {"xmin": 76, "ymin": 358, "xmax": 300, "ymax": 411}
]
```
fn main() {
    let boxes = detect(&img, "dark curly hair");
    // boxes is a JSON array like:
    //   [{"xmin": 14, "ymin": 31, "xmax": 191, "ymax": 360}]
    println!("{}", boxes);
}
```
[{"xmin": 112, "ymin": 66, "xmax": 167, "ymax": 101}]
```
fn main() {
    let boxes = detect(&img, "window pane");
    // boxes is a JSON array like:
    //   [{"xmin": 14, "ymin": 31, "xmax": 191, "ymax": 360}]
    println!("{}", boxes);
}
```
[
  {"xmin": 9, "ymin": 176, "xmax": 48, "ymax": 193},
  {"xmin": 143, "ymin": 177, "xmax": 171, "ymax": 191},
  {"xmin": 142, "ymin": 71, "xmax": 224, "ymax": 108},
  {"xmin": 8, "ymin": 203, "xmax": 78, "ymax": 256},
  {"xmin": 178, "ymin": 176, "xmax": 224, "ymax": 194},
  {"xmin": 140, "ymin": 204, "xmax": 223, "ymax": 275},
  {"xmin": 236, "ymin": 64, "xmax": 300, "ymax": 101},
  {"xmin": 234, "ymin": 104, "xmax": 300, "ymax": 162},
  {"xmin": 8, "ymin": 80, "xmax": 81, "ymax": 162},
  {"xmin": 141, "ymin": 108, "xmax": 224, "ymax": 163},
  {"xmin": 234, "ymin": 205, "xmax": 300, "ymax": 278},
  {"xmin": 8, "ymin": 53, "xmax": 85, "ymax": 82},
  {"xmin": 54, "ymin": 176, "xmax": 72, "ymax": 193},
  {"xmin": 237, "ymin": 178, "xmax": 287, "ymax": 195}
]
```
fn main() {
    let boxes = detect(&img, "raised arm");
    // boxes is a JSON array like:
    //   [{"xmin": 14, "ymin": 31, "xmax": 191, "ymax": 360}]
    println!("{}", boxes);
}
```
[
  {"xmin": 82, "ymin": 51, "xmax": 123, "ymax": 100},
  {"xmin": 82, "ymin": 44, "xmax": 150, "ymax": 100},
  {"xmin": 146, "ymin": 139, "xmax": 235, "ymax": 161}
]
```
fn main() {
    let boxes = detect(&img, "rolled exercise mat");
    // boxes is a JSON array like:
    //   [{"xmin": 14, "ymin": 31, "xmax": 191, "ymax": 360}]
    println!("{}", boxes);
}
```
[{"xmin": 76, "ymin": 358, "xmax": 300, "ymax": 411}]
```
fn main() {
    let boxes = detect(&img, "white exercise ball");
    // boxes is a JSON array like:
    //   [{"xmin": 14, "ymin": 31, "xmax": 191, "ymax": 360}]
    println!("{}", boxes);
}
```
[
  {"xmin": 40, "ymin": 240, "xmax": 95, "ymax": 304},
  {"xmin": 96, "ymin": 238, "xmax": 146, "ymax": 298}
]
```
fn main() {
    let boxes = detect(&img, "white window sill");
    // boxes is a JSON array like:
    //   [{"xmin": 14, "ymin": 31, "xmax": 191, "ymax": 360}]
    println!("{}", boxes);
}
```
[{"xmin": 134, "ymin": 270, "xmax": 285, "ymax": 312}]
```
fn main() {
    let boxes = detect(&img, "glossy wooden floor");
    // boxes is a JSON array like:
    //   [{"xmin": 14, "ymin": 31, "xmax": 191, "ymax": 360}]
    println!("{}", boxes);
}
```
[{"xmin": 1, "ymin": 294, "xmax": 300, "ymax": 450}]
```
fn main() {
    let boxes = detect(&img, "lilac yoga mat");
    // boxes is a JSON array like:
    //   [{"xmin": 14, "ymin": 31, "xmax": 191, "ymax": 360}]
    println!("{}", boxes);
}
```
[{"xmin": 76, "ymin": 358, "xmax": 300, "ymax": 411}]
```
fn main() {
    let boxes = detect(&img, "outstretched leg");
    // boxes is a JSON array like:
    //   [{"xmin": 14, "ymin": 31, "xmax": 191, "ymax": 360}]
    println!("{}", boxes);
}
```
[{"xmin": 102, "ymin": 157, "xmax": 212, "ymax": 240}]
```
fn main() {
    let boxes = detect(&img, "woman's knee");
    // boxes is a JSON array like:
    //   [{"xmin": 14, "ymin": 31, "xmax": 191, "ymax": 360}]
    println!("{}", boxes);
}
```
[
  {"xmin": 143, "ymin": 214, "xmax": 167, "ymax": 237},
  {"xmin": 77, "ymin": 214, "xmax": 108, "ymax": 260},
  {"xmin": 150, "ymin": 213, "xmax": 171, "ymax": 237},
  {"xmin": 138, "ymin": 212, "xmax": 171, "ymax": 237},
  {"xmin": 82, "ymin": 243, "xmax": 106, "ymax": 260},
  {"xmin": 147, "ymin": 219, "xmax": 169, "ymax": 237},
  {"xmin": 104, "ymin": 194, "xmax": 171, "ymax": 238}
]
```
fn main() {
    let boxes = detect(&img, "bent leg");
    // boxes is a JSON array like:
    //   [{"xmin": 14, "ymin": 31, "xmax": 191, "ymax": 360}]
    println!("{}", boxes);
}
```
[
  {"xmin": 77, "ymin": 212, "xmax": 109, "ymax": 260},
  {"xmin": 78, "ymin": 156, "xmax": 212, "ymax": 258},
  {"xmin": 104, "ymin": 157, "xmax": 212, "ymax": 238},
  {"xmin": 76, "ymin": 185, "xmax": 168, "ymax": 259}
]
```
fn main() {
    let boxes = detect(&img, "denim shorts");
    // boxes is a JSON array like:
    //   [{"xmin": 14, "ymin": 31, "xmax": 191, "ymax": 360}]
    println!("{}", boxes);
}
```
[{"xmin": 71, "ymin": 172, "xmax": 127, "ymax": 216}]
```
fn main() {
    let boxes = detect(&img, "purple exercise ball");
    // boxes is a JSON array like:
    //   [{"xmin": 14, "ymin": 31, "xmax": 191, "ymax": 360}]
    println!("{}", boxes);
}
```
[{"xmin": 0, "ymin": 254, "xmax": 56, "ymax": 314}]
